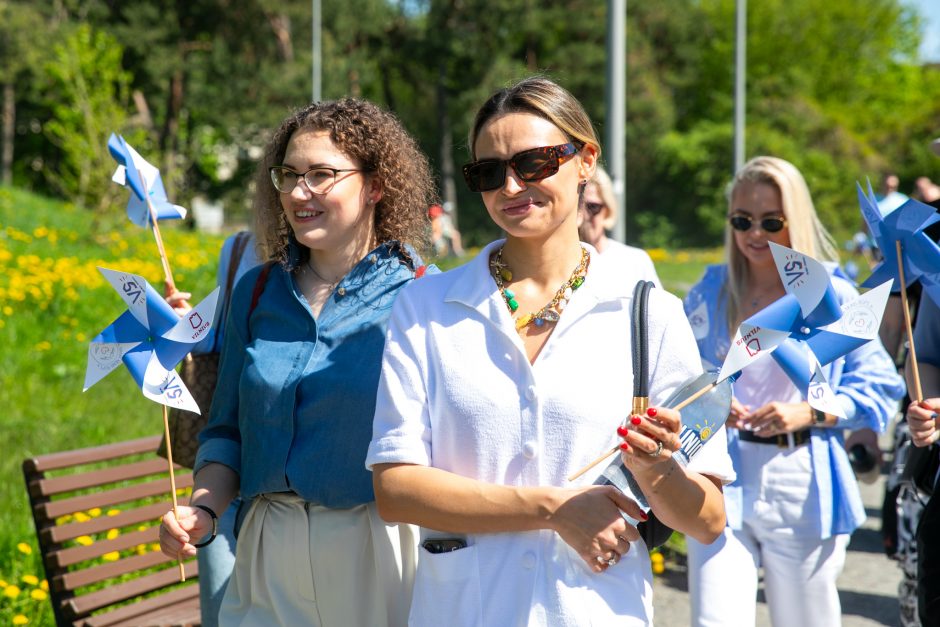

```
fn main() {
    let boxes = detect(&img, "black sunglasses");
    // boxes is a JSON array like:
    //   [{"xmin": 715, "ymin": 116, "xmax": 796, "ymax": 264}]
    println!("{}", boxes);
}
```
[
  {"xmin": 729, "ymin": 214, "xmax": 788, "ymax": 233},
  {"xmin": 583, "ymin": 201, "xmax": 604, "ymax": 217},
  {"xmin": 462, "ymin": 142, "xmax": 581, "ymax": 193}
]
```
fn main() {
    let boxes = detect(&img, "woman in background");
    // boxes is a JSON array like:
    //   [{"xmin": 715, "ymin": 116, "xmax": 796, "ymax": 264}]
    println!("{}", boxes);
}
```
[{"xmin": 683, "ymin": 156, "xmax": 905, "ymax": 626}]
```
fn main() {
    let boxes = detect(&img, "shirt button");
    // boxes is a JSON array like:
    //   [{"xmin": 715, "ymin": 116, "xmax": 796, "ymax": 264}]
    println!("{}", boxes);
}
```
[
  {"xmin": 337, "ymin": 287, "xmax": 346, "ymax": 296},
  {"xmin": 521, "ymin": 551, "xmax": 536, "ymax": 570},
  {"xmin": 523, "ymin": 441, "xmax": 538, "ymax": 459},
  {"xmin": 525, "ymin": 386, "xmax": 536, "ymax": 401},
  {"xmin": 369, "ymin": 254, "xmax": 377, "ymax": 264}
]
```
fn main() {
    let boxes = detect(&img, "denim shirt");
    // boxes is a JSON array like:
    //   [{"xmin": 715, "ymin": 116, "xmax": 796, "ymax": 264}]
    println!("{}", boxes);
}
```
[
  {"xmin": 195, "ymin": 241, "xmax": 433, "ymax": 508},
  {"xmin": 684, "ymin": 264, "xmax": 905, "ymax": 537}
]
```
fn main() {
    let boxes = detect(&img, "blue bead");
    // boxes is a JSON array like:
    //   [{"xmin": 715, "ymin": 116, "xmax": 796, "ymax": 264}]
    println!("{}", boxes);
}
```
[{"xmin": 534, "ymin": 317, "xmax": 545, "ymax": 327}]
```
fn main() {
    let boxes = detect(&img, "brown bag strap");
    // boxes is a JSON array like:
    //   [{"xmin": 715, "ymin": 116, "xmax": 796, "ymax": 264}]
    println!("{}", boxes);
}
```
[{"xmin": 211, "ymin": 232, "xmax": 253, "ymax": 353}]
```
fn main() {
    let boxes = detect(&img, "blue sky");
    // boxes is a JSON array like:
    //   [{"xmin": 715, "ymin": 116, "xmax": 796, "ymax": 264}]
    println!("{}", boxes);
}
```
[{"xmin": 906, "ymin": 0, "xmax": 940, "ymax": 61}]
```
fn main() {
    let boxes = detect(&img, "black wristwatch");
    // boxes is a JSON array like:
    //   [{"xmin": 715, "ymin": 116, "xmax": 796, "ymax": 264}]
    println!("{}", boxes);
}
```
[{"xmin": 813, "ymin": 409, "xmax": 828, "ymax": 426}]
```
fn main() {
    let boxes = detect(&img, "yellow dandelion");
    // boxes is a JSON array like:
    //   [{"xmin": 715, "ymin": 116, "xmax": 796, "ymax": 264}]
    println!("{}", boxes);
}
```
[
  {"xmin": 652, "ymin": 561, "xmax": 665, "ymax": 575},
  {"xmin": 137, "ymin": 525, "xmax": 148, "ymax": 532},
  {"xmin": 30, "ymin": 588, "xmax": 48, "ymax": 601},
  {"xmin": 75, "ymin": 536, "xmax": 93, "ymax": 546},
  {"xmin": 0, "ymin": 580, "xmax": 6, "ymax": 587},
  {"xmin": 40, "ymin": 580, "xmax": 48, "ymax": 591},
  {"xmin": 106, "ymin": 529, "xmax": 119, "ymax": 540},
  {"xmin": 136, "ymin": 545, "xmax": 147, "ymax": 556},
  {"xmin": 102, "ymin": 552, "xmax": 120, "ymax": 562},
  {"xmin": 5, "ymin": 584, "xmax": 21, "ymax": 598},
  {"xmin": 2, "ymin": 306, "xmax": 11, "ymax": 316},
  {"xmin": 149, "ymin": 543, "xmax": 160, "ymax": 552},
  {"xmin": 75, "ymin": 332, "xmax": 86, "ymax": 342},
  {"xmin": 16, "ymin": 542, "xmax": 32, "ymax": 555},
  {"xmin": 106, "ymin": 509, "xmax": 120, "ymax": 517},
  {"xmin": 12, "ymin": 615, "xmax": 28, "ymax": 625},
  {"xmin": 21, "ymin": 575, "xmax": 38, "ymax": 586},
  {"xmin": 650, "ymin": 552, "xmax": 664, "ymax": 564},
  {"xmin": 73, "ymin": 512, "xmax": 90, "ymax": 523},
  {"xmin": 88, "ymin": 508, "xmax": 102, "ymax": 517},
  {"xmin": 34, "ymin": 341, "xmax": 51, "ymax": 351}
]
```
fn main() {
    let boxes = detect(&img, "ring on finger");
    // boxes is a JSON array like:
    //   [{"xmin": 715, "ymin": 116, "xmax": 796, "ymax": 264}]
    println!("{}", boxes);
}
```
[{"xmin": 648, "ymin": 440, "xmax": 664, "ymax": 457}]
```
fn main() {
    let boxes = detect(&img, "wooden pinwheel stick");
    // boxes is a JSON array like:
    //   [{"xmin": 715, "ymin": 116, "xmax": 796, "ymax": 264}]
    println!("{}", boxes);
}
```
[
  {"xmin": 137, "ymin": 169, "xmax": 176, "ymax": 290},
  {"xmin": 160, "ymin": 404, "xmax": 187, "ymax": 582},
  {"xmin": 896, "ymin": 240, "xmax": 923, "ymax": 402},
  {"xmin": 567, "ymin": 382, "xmax": 718, "ymax": 482}
]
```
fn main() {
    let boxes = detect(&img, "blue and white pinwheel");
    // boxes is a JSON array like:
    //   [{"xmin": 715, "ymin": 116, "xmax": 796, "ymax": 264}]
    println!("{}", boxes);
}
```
[
  {"xmin": 718, "ymin": 242, "xmax": 892, "ymax": 417},
  {"xmin": 108, "ymin": 133, "xmax": 187, "ymax": 227},
  {"xmin": 858, "ymin": 180, "xmax": 940, "ymax": 306},
  {"xmin": 83, "ymin": 268, "xmax": 219, "ymax": 412}
]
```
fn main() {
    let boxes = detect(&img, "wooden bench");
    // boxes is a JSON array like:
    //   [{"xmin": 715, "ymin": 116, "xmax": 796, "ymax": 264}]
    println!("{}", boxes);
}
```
[{"xmin": 23, "ymin": 435, "xmax": 201, "ymax": 626}]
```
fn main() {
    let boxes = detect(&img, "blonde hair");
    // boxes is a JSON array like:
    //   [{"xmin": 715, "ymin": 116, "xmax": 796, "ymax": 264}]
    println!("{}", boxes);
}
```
[
  {"xmin": 724, "ymin": 156, "xmax": 839, "ymax": 330},
  {"xmin": 468, "ymin": 77, "xmax": 600, "ymax": 160}
]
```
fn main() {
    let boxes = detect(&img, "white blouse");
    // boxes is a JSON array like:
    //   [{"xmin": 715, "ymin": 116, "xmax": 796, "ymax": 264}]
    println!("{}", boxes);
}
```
[{"xmin": 367, "ymin": 240, "xmax": 734, "ymax": 627}]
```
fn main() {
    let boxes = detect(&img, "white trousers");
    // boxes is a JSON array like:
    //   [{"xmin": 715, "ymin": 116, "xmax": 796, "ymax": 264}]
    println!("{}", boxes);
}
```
[
  {"xmin": 219, "ymin": 493, "xmax": 418, "ymax": 627},
  {"xmin": 687, "ymin": 441, "xmax": 849, "ymax": 627}
]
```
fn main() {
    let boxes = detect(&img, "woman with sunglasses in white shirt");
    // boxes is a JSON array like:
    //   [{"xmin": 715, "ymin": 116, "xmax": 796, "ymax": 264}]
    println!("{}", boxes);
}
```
[
  {"xmin": 577, "ymin": 165, "xmax": 661, "ymax": 289},
  {"xmin": 683, "ymin": 156, "xmax": 905, "ymax": 626},
  {"xmin": 367, "ymin": 76, "xmax": 734, "ymax": 626}
]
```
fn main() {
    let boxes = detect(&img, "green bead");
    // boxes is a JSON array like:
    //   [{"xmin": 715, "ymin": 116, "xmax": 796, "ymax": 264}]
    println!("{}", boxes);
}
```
[
  {"xmin": 572, "ymin": 276, "xmax": 584, "ymax": 289},
  {"xmin": 507, "ymin": 298, "xmax": 519, "ymax": 311}
]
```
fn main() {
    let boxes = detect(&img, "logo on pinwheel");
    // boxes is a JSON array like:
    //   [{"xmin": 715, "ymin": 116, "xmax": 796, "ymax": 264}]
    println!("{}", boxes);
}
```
[
  {"xmin": 83, "ymin": 268, "xmax": 219, "ymax": 412},
  {"xmin": 718, "ymin": 242, "xmax": 892, "ymax": 417}
]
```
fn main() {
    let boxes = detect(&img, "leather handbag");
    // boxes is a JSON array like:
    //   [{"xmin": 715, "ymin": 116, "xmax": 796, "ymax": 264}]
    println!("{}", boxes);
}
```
[{"xmin": 158, "ymin": 232, "xmax": 251, "ymax": 468}]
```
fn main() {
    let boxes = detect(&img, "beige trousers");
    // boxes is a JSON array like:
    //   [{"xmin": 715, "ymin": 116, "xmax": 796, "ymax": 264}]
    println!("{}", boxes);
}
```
[{"xmin": 219, "ymin": 493, "xmax": 417, "ymax": 627}]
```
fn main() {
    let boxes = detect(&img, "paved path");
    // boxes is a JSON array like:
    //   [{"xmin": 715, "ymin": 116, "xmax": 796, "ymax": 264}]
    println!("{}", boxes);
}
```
[{"xmin": 652, "ymin": 467, "xmax": 904, "ymax": 626}]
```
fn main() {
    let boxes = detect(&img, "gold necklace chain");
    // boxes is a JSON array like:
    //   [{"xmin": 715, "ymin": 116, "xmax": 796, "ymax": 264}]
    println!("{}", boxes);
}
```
[
  {"xmin": 306, "ymin": 258, "xmax": 340, "ymax": 291},
  {"xmin": 490, "ymin": 246, "xmax": 589, "ymax": 331}
]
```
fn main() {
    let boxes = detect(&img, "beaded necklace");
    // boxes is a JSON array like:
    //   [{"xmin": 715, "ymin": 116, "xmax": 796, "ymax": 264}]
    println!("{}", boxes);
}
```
[{"xmin": 490, "ymin": 246, "xmax": 589, "ymax": 331}]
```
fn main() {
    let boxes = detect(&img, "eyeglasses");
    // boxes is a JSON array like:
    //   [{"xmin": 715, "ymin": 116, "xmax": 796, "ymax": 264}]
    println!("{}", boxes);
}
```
[
  {"xmin": 462, "ymin": 143, "xmax": 581, "ymax": 193},
  {"xmin": 584, "ymin": 202, "xmax": 604, "ymax": 217},
  {"xmin": 269, "ymin": 166, "xmax": 369, "ymax": 195},
  {"xmin": 728, "ymin": 214, "xmax": 788, "ymax": 233}
]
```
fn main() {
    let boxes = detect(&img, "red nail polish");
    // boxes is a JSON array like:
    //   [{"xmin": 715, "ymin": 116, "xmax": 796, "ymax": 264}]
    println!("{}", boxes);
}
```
[
  {"xmin": 617, "ymin": 425, "xmax": 628, "ymax": 437},
  {"xmin": 619, "ymin": 442, "xmax": 630, "ymax": 451},
  {"xmin": 639, "ymin": 512, "xmax": 649, "ymax": 521},
  {"xmin": 631, "ymin": 416, "xmax": 642, "ymax": 426},
  {"xmin": 647, "ymin": 407, "xmax": 658, "ymax": 418}
]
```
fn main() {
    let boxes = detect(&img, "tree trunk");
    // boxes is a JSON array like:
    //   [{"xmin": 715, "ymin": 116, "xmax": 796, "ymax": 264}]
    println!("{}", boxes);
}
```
[
  {"xmin": 160, "ymin": 69, "xmax": 184, "ymax": 198},
  {"xmin": 1, "ymin": 82, "xmax": 13, "ymax": 186},
  {"xmin": 436, "ymin": 62, "xmax": 458, "ymax": 226}
]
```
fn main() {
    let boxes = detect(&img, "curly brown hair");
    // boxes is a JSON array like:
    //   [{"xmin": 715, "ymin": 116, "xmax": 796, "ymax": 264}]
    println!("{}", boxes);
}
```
[{"xmin": 254, "ymin": 98, "xmax": 436, "ymax": 265}]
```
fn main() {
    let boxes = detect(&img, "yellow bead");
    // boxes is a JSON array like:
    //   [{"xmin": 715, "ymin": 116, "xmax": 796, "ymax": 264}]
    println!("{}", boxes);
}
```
[{"xmin": 515, "ymin": 314, "xmax": 533, "ymax": 330}]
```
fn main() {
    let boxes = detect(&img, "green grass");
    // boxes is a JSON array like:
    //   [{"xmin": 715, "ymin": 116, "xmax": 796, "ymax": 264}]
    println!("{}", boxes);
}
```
[{"xmin": 0, "ymin": 186, "xmax": 223, "ymax": 625}]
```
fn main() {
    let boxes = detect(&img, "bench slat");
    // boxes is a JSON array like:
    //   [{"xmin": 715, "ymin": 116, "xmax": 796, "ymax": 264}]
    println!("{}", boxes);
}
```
[
  {"xmin": 55, "ymin": 549, "xmax": 177, "ymax": 592},
  {"xmin": 38, "ymin": 474, "xmax": 193, "ymax": 520},
  {"xmin": 30, "ymin": 458, "xmax": 182, "ymax": 499},
  {"xmin": 44, "ymin": 502, "xmax": 168, "ymax": 544},
  {"xmin": 54, "ymin": 527, "xmax": 160, "ymax": 568},
  {"xmin": 66, "ymin": 560, "xmax": 199, "ymax": 618},
  {"xmin": 76, "ymin": 582, "xmax": 199, "ymax": 627},
  {"xmin": 23, "ymin": 437, "xmax": 162, "ymax": 473}
]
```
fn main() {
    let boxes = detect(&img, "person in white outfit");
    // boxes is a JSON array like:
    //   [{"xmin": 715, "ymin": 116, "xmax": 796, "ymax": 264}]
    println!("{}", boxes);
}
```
[
  {"xmin": 683, "ymin": 156, "xmax": 905, "ymax": 627},
  {"xmin": 367, "ymin": 76, "xmax": 734, "ymax": 627},
  {"xmin": 577, "ymin": 165, "xmax": 661, "ymax": 288}
]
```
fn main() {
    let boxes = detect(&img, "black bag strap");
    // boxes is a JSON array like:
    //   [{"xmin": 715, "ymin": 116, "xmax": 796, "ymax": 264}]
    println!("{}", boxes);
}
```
[{"xmin": 631, "ymin": 280, "xmax": 654, "ymax": 405}]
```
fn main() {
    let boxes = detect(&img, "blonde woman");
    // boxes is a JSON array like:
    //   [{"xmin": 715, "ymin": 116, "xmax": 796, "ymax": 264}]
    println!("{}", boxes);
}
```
[
  {"xmin": 576, "ymin": 165, "xmax": 660, "ymax": 287},
  {"xmin": 683, "ymin": 156, "xmax": 905, "ymax": 626}
]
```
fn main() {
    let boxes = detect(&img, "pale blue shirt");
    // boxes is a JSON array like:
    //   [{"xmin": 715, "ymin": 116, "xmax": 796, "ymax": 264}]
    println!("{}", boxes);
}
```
[{"xmin": 684, "ymin": 264, "xmax": 905, "ymax": 537}]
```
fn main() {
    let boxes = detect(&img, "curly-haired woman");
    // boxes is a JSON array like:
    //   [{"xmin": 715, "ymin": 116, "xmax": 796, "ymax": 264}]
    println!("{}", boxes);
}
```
[{"xmin": 159, "ymin": 98, "xmax": 436, "ymax": 626}]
